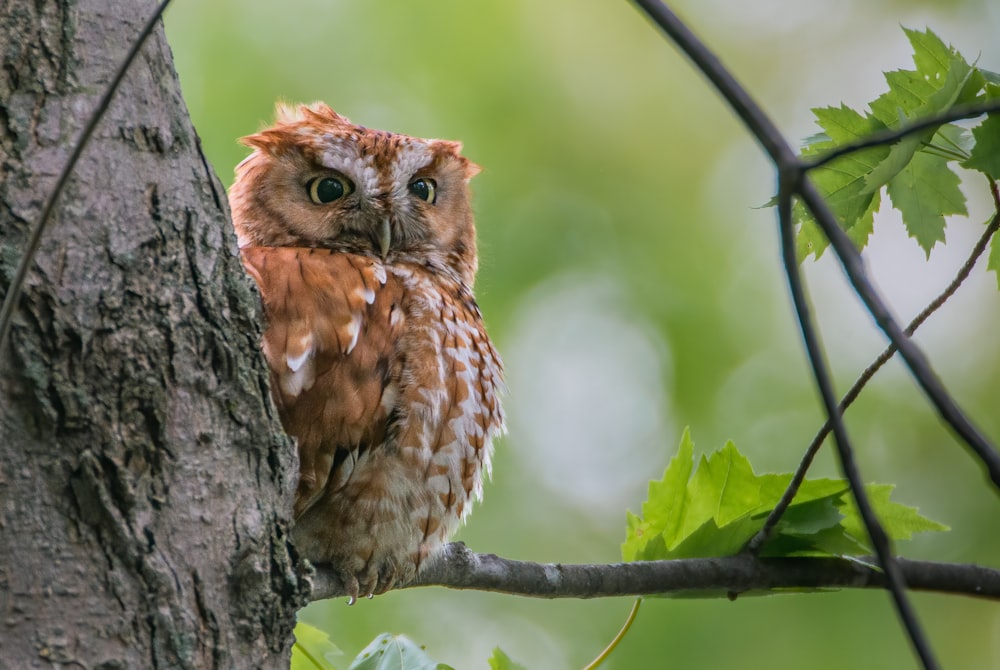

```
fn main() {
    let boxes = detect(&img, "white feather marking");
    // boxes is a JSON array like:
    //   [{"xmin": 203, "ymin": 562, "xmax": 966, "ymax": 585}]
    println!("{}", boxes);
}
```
[
  {"xmin": 380, "ymin": 383, "xmax": 399, "ymax": 412},
  {"xmin": 362, "ymin": 287, "xmax": 376, "ymax": 304},
  {"xmin": 389, "ymin": 305, "xmax": 403, "ymax": 328},
  {"xmin": 343, "ymin": 317, "xmax": 360, "ymax": 355},
  {"xmin": 391, "ymin": 143, "xmax": 433, "ymax": 189},
  {"xmin": 281, "ymin": 365, "xmax": 314, "ymax": 398},
  {"xmin": 286, "ymin": 334, "xmax": 314, "ymax": 372},
  {"xmin": 425, "ymin": 474, "xmax": 452, "ymax": 496}
]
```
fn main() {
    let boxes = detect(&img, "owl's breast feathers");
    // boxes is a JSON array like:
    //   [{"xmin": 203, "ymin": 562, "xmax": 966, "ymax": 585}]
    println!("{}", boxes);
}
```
[{"xmin": 240, "ymin": 246, "xmax": 504, "ymax": 530}]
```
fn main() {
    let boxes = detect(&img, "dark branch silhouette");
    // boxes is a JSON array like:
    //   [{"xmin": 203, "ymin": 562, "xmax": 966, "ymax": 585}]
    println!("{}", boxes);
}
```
[{"xmin": 310, "ymin": 543, "xmax": 1000, "ymax": 603}]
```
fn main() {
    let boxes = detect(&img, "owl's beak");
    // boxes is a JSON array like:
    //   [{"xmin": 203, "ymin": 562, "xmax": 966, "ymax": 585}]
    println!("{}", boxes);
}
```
[{"xmin": 377, "ymin": 218, "xmax": 392, "ymax": 260}]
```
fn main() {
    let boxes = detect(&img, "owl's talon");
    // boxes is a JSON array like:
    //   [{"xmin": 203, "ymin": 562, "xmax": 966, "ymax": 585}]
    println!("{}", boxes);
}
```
[{"xmin": 342, "ymin": 573, "xmax": 361, "ymax": 605}]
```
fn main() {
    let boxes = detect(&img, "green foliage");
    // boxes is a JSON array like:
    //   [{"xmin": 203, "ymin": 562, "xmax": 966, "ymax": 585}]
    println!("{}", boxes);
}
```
[
  {"xmin": 292, "ymin": 622, "xmax": 344, "ymax": 670},
  {"xmin": 622, "ymin": 429, "xmax": 948, "ymax": 564},
  {"xmin": 488, "ymin": 648, "xmax": 528, "ymax": 670},
  {"xmin": 795, "ymin": 27, "xmax": 1000, "ymax": 265},
  {"xmin": 291, "ymin": 628, "xmax": 455, "ymax": 670},
  {"xmin": 347, "ymin": 634, "xmax": 453, "ymax": 670}
]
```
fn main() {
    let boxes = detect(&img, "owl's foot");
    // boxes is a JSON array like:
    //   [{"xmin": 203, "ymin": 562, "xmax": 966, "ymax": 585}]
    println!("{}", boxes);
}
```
[{"xmin": 332, "ymin": 555, "xmax": 415, "ymax": 604}]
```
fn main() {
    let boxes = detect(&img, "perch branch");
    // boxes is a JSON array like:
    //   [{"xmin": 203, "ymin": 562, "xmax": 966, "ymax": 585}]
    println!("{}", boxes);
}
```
[{"xmin": 308, "ymin": 543, "xmax": 1000, "ymax": 603}]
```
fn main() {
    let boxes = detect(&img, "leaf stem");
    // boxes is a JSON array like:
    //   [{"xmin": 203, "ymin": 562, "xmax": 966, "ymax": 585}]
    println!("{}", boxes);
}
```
[
  {"xmin": 292, "ymin": 641, "xmax": 328, "ymax": 670},
  {"xmin": 581, "ymin": 598, "xmax": 642, "ymax": 670}
]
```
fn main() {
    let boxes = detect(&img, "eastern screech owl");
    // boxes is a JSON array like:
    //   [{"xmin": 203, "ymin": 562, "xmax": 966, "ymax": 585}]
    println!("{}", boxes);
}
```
[{"xmin": 228, "ymin": 103, "xmax": 504, "ymax": 600}]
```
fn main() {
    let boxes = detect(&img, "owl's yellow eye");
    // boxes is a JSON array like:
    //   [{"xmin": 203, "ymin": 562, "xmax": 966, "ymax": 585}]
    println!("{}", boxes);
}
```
[
  {"xmin": 307, "ymin": 176, "xmax": 352, "ymax": 204},
  {"xmin": 408, "ymin": 178, "xmax": 437, "ymax": 204}
]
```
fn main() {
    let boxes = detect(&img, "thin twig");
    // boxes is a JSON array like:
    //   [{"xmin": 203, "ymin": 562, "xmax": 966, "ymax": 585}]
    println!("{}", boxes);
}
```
[
  {"xmin": 747, "ymin": 184, "xmax": 1000, "ymax": 554},
  {"xmin": 0, "ymin": 0, "xmax": 174, "ymax": 359},
  {"xmin": 779, "ymin": 181, "xmax": 940, "ymax": 669},
  {"xmin": 309, "ymin": 543, "xmax": 1000, "ymax": 602},
  {"xmin": 804, "ymin": 100, "xmax": 1000, "ymax": 171}
]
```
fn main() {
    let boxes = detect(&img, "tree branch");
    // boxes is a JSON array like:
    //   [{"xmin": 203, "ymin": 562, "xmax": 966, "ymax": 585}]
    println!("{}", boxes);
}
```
[{"xmin": 308, "ymin": 543, "xmax": 1000, "ymax": 603}]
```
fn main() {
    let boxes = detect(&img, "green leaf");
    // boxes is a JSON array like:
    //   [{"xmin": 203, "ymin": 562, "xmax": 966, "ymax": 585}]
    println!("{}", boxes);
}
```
[
  {"xmin": 886, "ymin": 151, "xmax": 967, "ymax": 254},
  {"xmin": 990, "ymin": 233, "xmax": 1000, "ymax": 291},
  {"xmin": 622, "ymin": 428, "xmax": 693, "ymax": 561},
  {"xmin": 904, "ymin": 27, "xmax": 955, "ymax": 81},
  {"xmin": 794, "ymin": 105, "xmax": 888, "ymax": 259},
  {"xmin": 776, "ymin": 496, "xmax": 844, "ymax": 535},
  {"xmin": 292, "ymin": 622, "xmax": 343, "ymax": 670},
  {"xmin": 623, "ymin": 430, "xmax": 948, "ymax": 573},
  {"xmin": 683, "ymin": 442, "xmax": 761, "ymax": 533},
  {"xmin": 488, "ymin": 648, "xmax": 528, "ymax": 670},
  {"xmin": 792, "ymin": 26, "xmax": 991, "ymax": 260},
  {"xmin": 962, "ymin": 114, "xmax": 1000, "ymax": 179},
  {"xmin": 348, "ymin": 634, "xmax": 453, "ymax": 670},
  {"xmin": 982, "ymin": 69, "xmax": 1000, "ymax": 87},
  {"xmin": 838, "ymin": 485, "xmax": 950, "ymax": 544},
  {"xmin": 757, "ymin": 474, "xmax": 849, "ymax": 505},
  {"xmin": 811, "ymin": 104, "xmax": 884, "ymax": 145}
]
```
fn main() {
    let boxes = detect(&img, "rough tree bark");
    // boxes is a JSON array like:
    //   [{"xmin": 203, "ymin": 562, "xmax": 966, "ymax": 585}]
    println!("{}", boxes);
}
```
[{"xmin": 0, "ymin": 1, "xmax": 308, "ymax": 667}]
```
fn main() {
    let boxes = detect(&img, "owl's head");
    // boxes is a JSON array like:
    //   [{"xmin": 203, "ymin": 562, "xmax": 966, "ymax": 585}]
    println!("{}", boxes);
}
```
[{"xmin": 229, "ymin": 102, "xmax": 482, "ymax": 285}]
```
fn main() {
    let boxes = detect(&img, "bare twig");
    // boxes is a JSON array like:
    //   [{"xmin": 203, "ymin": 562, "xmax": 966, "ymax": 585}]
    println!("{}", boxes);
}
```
[
  {"xmin": 780, "ymin": 181, "xmax": 940, "ymax": 670},
  {"xmin": 0, "ymin": 0, "xmax": 174, "ymax": 358},
  {"xmin": 747, "ymin": 187, "xmax": 1000, "ymax": 554},
  {"xmin": 309, "ymin": 543, "xmax": 1000, "ymax": 602}
]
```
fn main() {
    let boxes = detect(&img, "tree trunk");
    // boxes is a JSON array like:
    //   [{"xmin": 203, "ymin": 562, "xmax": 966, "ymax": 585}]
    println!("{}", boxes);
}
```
[{"xmin": 0, "ymin": 1, "xmax": 308, "ymax": 667}]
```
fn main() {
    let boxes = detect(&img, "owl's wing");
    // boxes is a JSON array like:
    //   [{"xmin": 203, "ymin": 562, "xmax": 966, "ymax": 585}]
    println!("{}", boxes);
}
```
[{"xmin": 240, "ymin": 246, "xmax": 403, "ymax": 516}]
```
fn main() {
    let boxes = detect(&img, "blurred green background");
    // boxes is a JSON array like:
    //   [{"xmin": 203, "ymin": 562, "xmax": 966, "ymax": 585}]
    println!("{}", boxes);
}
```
[{"xmin": 164, "ymin": 1, "xmax": 1000, "ymax": 667}]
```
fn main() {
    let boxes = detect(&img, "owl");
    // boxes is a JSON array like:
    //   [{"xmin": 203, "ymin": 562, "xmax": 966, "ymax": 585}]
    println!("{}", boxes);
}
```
[{"xmin": 228, "ymin": 103, "xmax": 504, "ymax": 601}]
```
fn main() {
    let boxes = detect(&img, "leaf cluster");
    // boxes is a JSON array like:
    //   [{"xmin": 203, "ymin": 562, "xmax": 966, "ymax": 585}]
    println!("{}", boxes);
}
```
[
  {"xmin": 795, "ymin": 27, "xmax": 1000, "ymax": 278},
  {"xmin": 291, "ymin": 626, "xmax": 528, "ymax": 670},
  {"xmin": 621, "ymin": 429, "xmax": 946, "ymax": 565}
]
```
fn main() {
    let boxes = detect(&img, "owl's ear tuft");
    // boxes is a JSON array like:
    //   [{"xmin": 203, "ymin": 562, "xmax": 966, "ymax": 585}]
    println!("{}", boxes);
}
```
[
  {"xmin": 432, "ymin": 140, "xmax": 481, "ymax": 180},
  {"xmin": 299, "ymin": 102, "xmax": 351, "ymax": 126},
  {"xmin": 272, "ymin": 100, "xmax": 351, "ymax": 127},
  {"xmin": 462, "ymin": 157, "xmax": 482, "ymax": 180},
  {"xmin": 273, "ymin": 100, "xmax": 301, "ymax": 124},
  {"xmin": 239, "ymin": 129, "xmax": 284, "ymax": 154}
]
